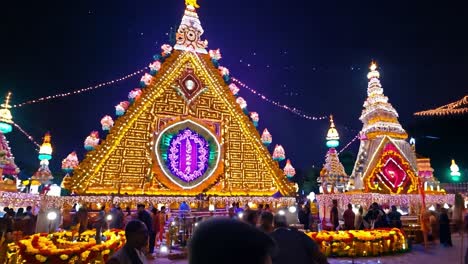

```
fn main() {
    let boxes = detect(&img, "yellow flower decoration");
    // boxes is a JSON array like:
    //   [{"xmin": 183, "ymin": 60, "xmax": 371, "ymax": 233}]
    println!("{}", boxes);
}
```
[{"xmin": 60, "ymin": 254, "xmax": 69, "ymax": 260}]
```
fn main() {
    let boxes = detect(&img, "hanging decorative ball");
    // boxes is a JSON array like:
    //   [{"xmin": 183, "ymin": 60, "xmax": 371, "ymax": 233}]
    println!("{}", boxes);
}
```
[
  {"xmin": 115, "ymin": 101, "xmax": 130, "ymax": 116},
  {"xmin": 161, "ymin": 44, "xmax": 173, "ymax": 57},
  {"xmin": 236, "ymin": 97, "xmax": 247, "ymax": 109},
  {"xmin": 261, "ymin": 129, "xmax": 272, "ymax": 146},
  {"xmin": 283, "ymin": 159, "xmax": 296, "ymax": 178},
  {"xmin": 149, "ymin": 60, "xmax": 161, "ymax": 75},
  {"xmin": 250, "ymin": 112, "xmax": 259, "ymax": 127},
  {"xmin": 229, "ymin": 83, "xmax": 240, "ymax": 96},
  {"xmin": 101, "ymin": 115, "xmax": 114, "ymax": 131},
  {"xmin": 218, "ymin": 66, "xmax": 230, "ymax": 77},
  {"xmin": 84, "ymin": 131, "xmax": 100, "ymax": 151},
  {"xmin": 272, "ymin": 144, "xmax": 286, "ymax": 161},
  {"xmin": 128, "ymin": 88, "xmax": 142, "ymax": 103},
  {"xmin": 140, "ymin": 73, "xmax": 153, "ymax": 87},
  {"xmin": 209, "ymin": 49, "xmax": 222, "ymax": 60},
  {"xmin": 61, "ymin": 151, "xmax": 79, "ymax": 173}
]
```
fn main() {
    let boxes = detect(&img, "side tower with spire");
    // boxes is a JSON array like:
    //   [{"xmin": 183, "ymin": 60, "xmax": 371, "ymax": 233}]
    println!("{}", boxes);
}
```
[
  {"xmin": 318, "ymin": 116, "xmax": 348, "ymax": 193},
  {"xmin": 350, "ymin": 63, "xmax": 419, "ymax": 194}
]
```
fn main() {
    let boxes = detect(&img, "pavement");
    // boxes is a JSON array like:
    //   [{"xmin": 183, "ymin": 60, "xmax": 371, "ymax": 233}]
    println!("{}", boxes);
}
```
[{"xmin": 149, "ymin": 235, "xmax": 468, "ymax": 264}]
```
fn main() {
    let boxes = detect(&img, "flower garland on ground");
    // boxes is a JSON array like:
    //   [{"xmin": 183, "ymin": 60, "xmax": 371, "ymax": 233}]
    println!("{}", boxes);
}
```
[
  {"xmin": 10, "ymin": 229, "xmax": 125, "ymax": 264},
  {"xmin": 306, "ymin": 228, "xmax": 408, "ymax": 257}
]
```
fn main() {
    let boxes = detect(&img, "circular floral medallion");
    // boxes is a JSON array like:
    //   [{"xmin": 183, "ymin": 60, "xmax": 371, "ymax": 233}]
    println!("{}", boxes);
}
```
[{"xmin": 155, "ymin": 120, "xmax": 220, "ymax": 189}]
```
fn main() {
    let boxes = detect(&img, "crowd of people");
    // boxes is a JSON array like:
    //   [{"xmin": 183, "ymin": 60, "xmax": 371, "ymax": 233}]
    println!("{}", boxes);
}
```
[
  {"xmin": 2, "ymin": 199, "xmax": 466, "ymax": 264},
  {"xmin": 108, "ymin": 203, "xmax": 329, "ymax": 264}
]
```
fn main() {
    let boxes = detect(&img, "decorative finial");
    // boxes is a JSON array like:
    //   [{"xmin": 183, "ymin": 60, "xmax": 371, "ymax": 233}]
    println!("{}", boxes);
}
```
[
  {"xmin": 38, "ymin": 132, "xmax": 53, "ymax": 161},
  {"xmin": 175, "ymin": 0, "xmax": 208, "ymax": 53},
  {"xmin": 0, "ymin": 92, "xmax": 14, "ymax": 133},
  {"xmin": 185, "ymin": 0, "xmax": 200, "ymax": 9},
  {"xmin": 367, "ymin": 61, "xmax": 380, "ymax": 79},
  {"xmin": 1, "ymin": 92, "xmax": 12, "ymax": 109},
  {"xmin": 326, "ymin": 115, "xmax": 340, "ymax": 148}
]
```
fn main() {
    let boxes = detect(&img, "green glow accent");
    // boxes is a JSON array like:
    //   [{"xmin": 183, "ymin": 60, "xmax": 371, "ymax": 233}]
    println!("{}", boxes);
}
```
[
  {"xmin": 0, "ymin": 122, "xmax": 12, "ymax": 134},
  {"xmin": 38, "ymin": 154, "xmax": 52, "ymax": 161},
  {"xmin": 326, "ymin": 140, "xmax": 339, "ymax": 148}
]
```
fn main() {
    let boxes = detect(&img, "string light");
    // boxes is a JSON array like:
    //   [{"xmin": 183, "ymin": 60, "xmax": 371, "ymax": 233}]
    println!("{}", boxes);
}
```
[
  {"xmin": 13, "ymin": 68, "xmax": 148, "ymax": 108},
  {"xmin": 338, "ymin": 134, "xmax": 359, "ymax": 154},
  {"xmin": 12, "ymin": 122, "xmax": 40, "ymax": 148},
  {"xmin": 414, "ymin": 95, "xmax": 468, "ymax": 116},
  {"xmin": 231, "ymin": 77, "xmax": 327, "ymax": 121}
]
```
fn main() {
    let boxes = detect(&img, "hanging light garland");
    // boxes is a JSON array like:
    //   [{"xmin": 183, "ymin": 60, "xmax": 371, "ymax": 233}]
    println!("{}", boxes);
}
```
[
  {"xmin": 338, "ymin": 134, "xmax": 359, "ymax": 154},
  {"xmin": 12, "ymin": 122, "xmax": 40, "ymax": 148},
  {"xmin": 231, "ymin": 77, "xmax": 327, "ymax": 121},
  {"xmin": 12, "ymin": 68, "xmax": 148, "ymax": 108}
]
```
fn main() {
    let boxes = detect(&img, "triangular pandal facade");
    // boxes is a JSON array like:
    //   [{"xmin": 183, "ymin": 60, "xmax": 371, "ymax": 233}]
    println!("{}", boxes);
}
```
[
  {"xmin": 356, "ymin": 136, "xmax": 419, "ymax": 194},
  {"xmin": 70, "ymin": 50, "xmax": 295, "ymax": 196}
]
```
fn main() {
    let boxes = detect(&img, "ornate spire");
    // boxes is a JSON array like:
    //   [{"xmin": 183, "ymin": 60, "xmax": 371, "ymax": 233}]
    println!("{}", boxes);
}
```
[
  {"xmin": 360, "ymin": 62, "xmax": 407, "ymax": 140},
  {"xmin": 326, "ymin": 115, "xmax": 340, "ymax": 148},
  {"xmin": 38, "ymin": 132, "xmax": 53, "ymax": 161},
  {"xmin": 0, "ymin": 92, "xmax": 13, "ymax": 134},
  {"xmin": 174, "ymin": 0, "xmax": 208, "ymax": 54}
]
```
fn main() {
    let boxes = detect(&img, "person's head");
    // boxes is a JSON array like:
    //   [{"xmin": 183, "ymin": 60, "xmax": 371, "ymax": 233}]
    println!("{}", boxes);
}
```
[
  {"xmin": 100, "ymin": 205, "xmax": 106, "ymax": 211},
  {"xmin": 235, "ymin": 202, "xmax": 240, "ymax": 208},
  {"xmin": 26, "ymin": 206, "xmax": 32, "ymax": 212},
  {"xmin": 3, "ymin": 207, "xmax": 9, "ymax": 213},
  {"xmin": 244, "ymin": 210, "xmax": 258, "ymax": 226},
  {"xmin": 358, "ymin": 206, "xmax": 363, "ymax": 215},
  {"xmin": 161, "ymin": 206, "xmax": 166, "ymax": 212},
  {"xmin": 151, "ymin": 207, "xmax": 158, "ymax": 214},
  {"xmin": 391, "ymin": 205, "xmax": 397, "ymax": 212},
  {"xmin": 189, "ymin": 218, "xmax": 275, "ymax": 264},
  {"xmin": 274, "ymin": 214, "xmax": 288, "ymax": 228},
  {"xmin": 125, "ymin": 220, "xmax": 148, "ymax": 250},
  {"xmin": 265, "ymin": 204, "xmax": 270, "ymax": 210},
  {"xmin": 332, "ymin": 199, "xmax": 338, "ymax": 207},
  {"xmin": 137, "ymin": 204, "xmax": 145, "ymax": 212},
  {"xmin": 260, "ymin": 212, "xmax": 274, "ymax": 233},
  {"xmin": 182, "ymin": 201, "xmax": 187, "ymax": 205},
  {"xmin": 347, "ymin": 204, "xmax": 352, "ymax": 210},
  {"xmin": 258, "ymin": 204, "xmax": 264, "ymax": 210},
  {"xmin": 228, "ymin": 207, "xmax": 235, "ymax": 218},
  {"xmin": 372, "ymin": 202, "xmax": 379, "ymax": 210},
  {"xmin": 17, "ymin": 208, "xmax": 24, "ymax": 214}
]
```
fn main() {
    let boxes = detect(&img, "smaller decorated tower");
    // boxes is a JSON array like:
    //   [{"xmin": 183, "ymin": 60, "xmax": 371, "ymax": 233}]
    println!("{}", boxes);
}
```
[
  {"xmin": 319, "ymin": 116, "xmax": 348, "ymax": 193},
  {"xmin": 0, "ymin": 131, "xmax": 20, "ymax": 191},
  {"xmin": 31, "ymin": 133, "xmax": 54, "ymax": 194}
]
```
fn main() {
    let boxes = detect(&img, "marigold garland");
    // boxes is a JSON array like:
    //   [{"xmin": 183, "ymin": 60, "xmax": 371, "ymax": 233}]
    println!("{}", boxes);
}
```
[
  {"xmin": 306, "ymin": 228, "xmax": 408, "ymax": 257},
  {"xmin": 8, "ymin": 229, "xmax": 125, "ymax": 264}
]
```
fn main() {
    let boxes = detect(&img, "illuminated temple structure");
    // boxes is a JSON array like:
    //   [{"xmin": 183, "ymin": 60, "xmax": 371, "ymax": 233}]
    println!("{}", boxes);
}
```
[
  {"xmin": 349, "ymin": 63, "xmax": 420, "ymax": 194},
  {"xmin": 67, "ymin": 1, "xmax": 295, "ymax": 198}
]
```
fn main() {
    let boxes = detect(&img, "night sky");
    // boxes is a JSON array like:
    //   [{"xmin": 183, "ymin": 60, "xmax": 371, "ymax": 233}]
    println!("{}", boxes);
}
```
[{"xmin": 1, "ymin": 0, "xmax": 467, "ymax": 182}]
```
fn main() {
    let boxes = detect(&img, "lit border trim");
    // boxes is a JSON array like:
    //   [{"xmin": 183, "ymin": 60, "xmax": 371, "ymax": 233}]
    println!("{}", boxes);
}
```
[{"xmin": 155, "ymin": 119, "xmax": 221, "ymax": 189}]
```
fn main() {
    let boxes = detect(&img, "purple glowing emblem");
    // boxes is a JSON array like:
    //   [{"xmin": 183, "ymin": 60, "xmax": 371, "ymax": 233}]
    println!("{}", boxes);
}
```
[{"xmin": 167, "ymin": 128, "xmax": 210, "ymax": 182}]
